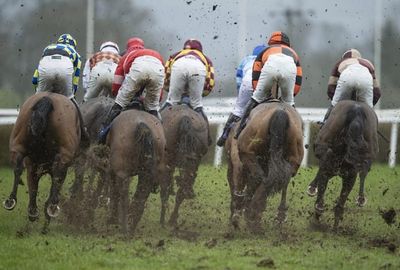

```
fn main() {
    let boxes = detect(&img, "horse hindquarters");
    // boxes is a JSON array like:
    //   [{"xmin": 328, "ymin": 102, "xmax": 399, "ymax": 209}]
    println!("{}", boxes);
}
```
[{"xmin": 129, "ymin": 122, "xmax": 155, "ymax": 233}]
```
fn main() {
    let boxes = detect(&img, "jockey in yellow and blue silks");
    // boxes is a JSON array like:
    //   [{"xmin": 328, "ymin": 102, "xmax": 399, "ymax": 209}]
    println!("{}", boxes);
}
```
[
  {"xmin": 32, "ymin": 34, "xmax": 89, "ymax": 147},
  {"xmin": 32, "ymin": 33, "xmax": 81, "ymax": 98}
]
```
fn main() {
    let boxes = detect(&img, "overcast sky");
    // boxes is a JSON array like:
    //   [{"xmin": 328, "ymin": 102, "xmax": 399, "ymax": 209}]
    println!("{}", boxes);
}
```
[{"xmin": 132, "ymin": 0, "xmax": 399, "ymax": 98}]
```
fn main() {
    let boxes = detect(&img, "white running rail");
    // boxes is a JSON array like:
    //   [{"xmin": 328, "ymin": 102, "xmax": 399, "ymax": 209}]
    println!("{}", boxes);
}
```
[{"xmin": 1, "ymin": 100, "xmax": 399, "ymax": 168}]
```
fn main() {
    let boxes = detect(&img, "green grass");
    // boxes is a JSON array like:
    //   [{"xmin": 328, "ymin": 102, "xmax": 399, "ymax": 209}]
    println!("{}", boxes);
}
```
[{"xmin": 0, "ymin": 165, "xmax": 399, "ymax": 270}]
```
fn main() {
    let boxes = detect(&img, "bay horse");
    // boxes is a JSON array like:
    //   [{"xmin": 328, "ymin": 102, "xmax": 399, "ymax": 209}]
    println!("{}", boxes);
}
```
[
  {"xmin": 106, "ymin": 109, "xmax": 167, "ymax": 234},
  {"xmin": 3, "ymin": 92, "xmax": 80, "ymax": 232},
  {"xmin": 236, "ymin": 101, "xmax": 304, "ymax": 232},
  {"xmin": 160, "ymin": 104, "xmax": 209, "ymax": 227},
  {"xmin": 308, "ymin": 100, "xmax": 378, "ymax": 229},
  {"xmin": 66, "ymin": 96, "xmax": 114, "ymax": 222}
]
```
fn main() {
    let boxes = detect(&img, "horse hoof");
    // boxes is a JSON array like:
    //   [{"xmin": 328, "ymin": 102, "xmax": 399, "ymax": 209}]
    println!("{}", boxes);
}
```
[
  {"xmin": 47, "ymin": 204, "xmax": 60, "ymax": 218},
  {"xmin": 356, "ymin": 196, "xmax": 367, "ymax": 207},
  {"xmin": 3, "ymin": 198, "xmax": 16, "ymax": 210},
  {"xmin": 315, "ymin": 204, "xmax": 324, "ymax": 216},
  {"xmin": 307, "ymin": 186, "xmax": 318, "ymax": 197},
  {"xmin": 28, "ymin": 209, "xmax": 39, "ymax": 222},
  {"xmin": 275, "ymin": 213, "xmax": 288, "ymax": 224},
  {"xmin": 231, "ymin": 212, "xmax": 241, "ymax": 229}
]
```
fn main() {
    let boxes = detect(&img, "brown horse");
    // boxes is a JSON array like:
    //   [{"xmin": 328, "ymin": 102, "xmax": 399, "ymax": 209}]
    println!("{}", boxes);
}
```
[
  {"xmin": 308, "ymin": 100, "xmax": 378, "ymax": 229},
  {"xmin": 3, "ymin": 92, "xmax": 80, "ymax": 232},
  {"xmin": 235, "ymin": 101, "xmax": 304, "ymax": 231},
  {"xmin": 107, "ymin": 109, "xmax": 167, "ymax": 234},
  {"xmin": 66, "ymin": 96, "xmax": 114, "ymax": 222},
  {"xmin": 224, "ymin": 122, "xmax": 246, "ymax": 228},
  {"xmin": 160, "ymin": 104, "xmax": 209, "ymax": 226}
]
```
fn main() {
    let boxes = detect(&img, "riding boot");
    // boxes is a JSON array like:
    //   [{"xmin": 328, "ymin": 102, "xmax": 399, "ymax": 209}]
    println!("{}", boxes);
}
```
[
  {"xmin": 70, "ymin": 98, "xmax": 90, "ymax": 149},
  {"xmin": 234, "ymin": 98, "xmax": 259, "ymax": 139},
  {"xmin": 98, "ymin": 103, "xmax": 122, "ymax": 144},
  {"xmin": 160, "ymin": 102, "xmax": 172, "ymax": 112},
  {"xmin": 319, "ymin": 105, "xmax": 334, "ymax": 127},
  {"xmin": 147, "ymin": 109, "xmax": 162, "ymax": 121},
  {"xmin": 194, "ymin": 107, "xmax": 212, "ymax": 146},
  {"xmin": 216, "ymin": 113, "xmax": 241, "ymax": 147}
]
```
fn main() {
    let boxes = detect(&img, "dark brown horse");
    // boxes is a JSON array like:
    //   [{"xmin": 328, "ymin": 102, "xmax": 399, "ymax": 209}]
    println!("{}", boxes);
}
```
[
  {"xmin": 66, "ymin": 96, "xmax": 114, "ymax": 222},
  {"xmin": 308, "ymin": 100, "xmax": 378, "ymax": 229},
  {"xmin": 107, "ymin": 109, "xmax": 167, "ymax": 234},
  {"xmin": 235, "ymin": 101, "xmax": 304, "ymax": 231},
  {"xmin": 160, "ymin": 104, "xmax": 209, "ymax": 226},
  {"xmin": 3, "ymin": 92, "xmax": 81, "ymax": 232}
]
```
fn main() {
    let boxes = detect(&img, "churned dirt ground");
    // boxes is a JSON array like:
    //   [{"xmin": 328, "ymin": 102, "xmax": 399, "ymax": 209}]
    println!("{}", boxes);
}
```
[{"xmin": 0, "ymin": 165, "xmax": 399, "ymax": 270}]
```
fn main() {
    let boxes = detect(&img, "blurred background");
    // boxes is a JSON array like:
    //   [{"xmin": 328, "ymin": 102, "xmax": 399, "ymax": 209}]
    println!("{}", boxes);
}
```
[{"xmin": 0, "ymin": 0, "xmax": 399, "ymax": 165}]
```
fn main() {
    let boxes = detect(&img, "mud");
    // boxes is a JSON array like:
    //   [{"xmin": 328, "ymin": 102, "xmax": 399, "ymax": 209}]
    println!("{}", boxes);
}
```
[
  {"xmin": 257, "ymin": 257, "xmax": 275, "ymax": 268},
  {"xmin": 380, "ymin": 208, "xmax": 397, "ymax": 225}
]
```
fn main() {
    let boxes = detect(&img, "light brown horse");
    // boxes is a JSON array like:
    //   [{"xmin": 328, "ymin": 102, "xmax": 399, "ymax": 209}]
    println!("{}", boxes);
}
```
[
  {"xmin": 160, "ymin": 104, "xmax": 209, "ymax": 227},
  {"xmin": 107, "ymin": 109, "xmax": 167, "ymax": 234},
  {"xmin": 235, "ymin": 101, "xmax": 304, "ymax": 231},
  {"xmin": 308, "ymin": 100, "xmax": 378, "ymax": 229},
  {"xmin": 3, "ymin": 92, "xmax": 80, "ymax": 233}
]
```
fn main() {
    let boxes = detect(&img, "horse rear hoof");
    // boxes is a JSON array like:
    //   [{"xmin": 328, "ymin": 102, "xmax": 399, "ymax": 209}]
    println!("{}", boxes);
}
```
[
  {"xmin": 3, "ymin": 198, "xmax": 16, "ymax": 210},
  {"xmin": 307, "ymin": 186, "xmax": 318, "ymax": 197},
  {"xmin": 47, "ymin": 204, "xmax": 60, "ymax": 218},
  {"xmin": 28, "ymin": 208, "xmax": 39, "ymax": 222},
  {"xmin": 356, "ymin": 196, "xmax": 367, "ymax": 207}
]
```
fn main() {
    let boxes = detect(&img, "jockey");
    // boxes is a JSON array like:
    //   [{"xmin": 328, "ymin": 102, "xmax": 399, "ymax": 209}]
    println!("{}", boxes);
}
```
[
  {"xmin": 235, "ymin": 31, "xmax": 302, "ymax": 139},
  {"xmin": 32, "ymin": 33, "xmax": 89, "ymax": 147},
  {"xmin": 322, "ymin": 48, "xmax": 381, "ymax": 122},
  {"xmin": 216, "ymin": 44, "xmax": 266, "ymax": 146},
  {"xmin": 162, "ymin": 39, "xmax": 215, "ymax": 145},
  {"xmin": 82, "ymin": 41, "xmax": 121, "ymax": 101},
  {"xmin": 98, "ymin": 37, "xmax": 165, "ymax": 143}
]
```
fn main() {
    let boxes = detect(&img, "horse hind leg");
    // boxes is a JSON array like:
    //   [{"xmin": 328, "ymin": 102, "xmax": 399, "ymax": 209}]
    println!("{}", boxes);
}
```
[
  {"xmin": 129, "ymin": 173, "xmax": 152, "ymax": 234},
  {"xmin": 356, "ymin": 161, "xmax": 370, "ymax": 207},
  {"xmin": 313, "ymin": 169, "xmax": 332, "ymax": 222},
  {"xmin": 276, "ymin": 182, "xmax": 289, "ymax": 224},
  {"xmin": 42, "ymin": 154, "xmax": 68, "ymax": 233},
  {"xmin": 333, "ymin": 172, "xmax": 357, "ymax": 230},
  {"xmin": 3, "ymin": 152, "xmax": 24, "ymax": 210},
  {"xmin": 160, "ymin": 166, "xmax": 173, "ymax": 227},
  {"xmin": 27, "ymin": 163, "xmax": 41, "ymax": 222}
]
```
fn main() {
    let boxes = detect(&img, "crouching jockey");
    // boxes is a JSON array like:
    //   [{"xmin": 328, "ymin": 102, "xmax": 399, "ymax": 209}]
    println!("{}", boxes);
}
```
[
  {"xmin": 216, "ymin": 44, "xmax": 266, "ymax": 146},
  {"xmin": 82, "ymin": 41, "xmax": 121, "ymax": 101},
  {"xmin": 234, "ymin": 31, "xmax": 303, "ymax": 139},
  {"xmin": 32, "ymin": 33, "xmax": 89, "ymax": 148},
  {"xmin": 162, "ymin": 39, "xmax": 215, "ymax": 146},
  {"xmin": 98, "ymin": 37, "xmax": 165, "ymax": 144},
  {"xmin": 321, "ymin": 48, "xmax": 381, "ymax": 124}
]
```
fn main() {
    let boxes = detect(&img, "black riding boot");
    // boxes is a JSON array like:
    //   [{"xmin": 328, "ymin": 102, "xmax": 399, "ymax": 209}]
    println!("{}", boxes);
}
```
[
  {"xmin": 70, "ymin": 98, "xmax": 90, "ymax": 149},
  {"xmin": 234, "ymin": 98, "xmax": 259, "ymax": 139},
  {"xmin": 98, "ymin": 103, "xmax": 122, "ymax": 144},
  {"xmin": 319, "ymin": 105, "xmax": 334, "ymax": 127},
  {"xmin": 147, "ymin": 109, "xmax": 162, "ymax": 121},
  {"xmin": 216, "ymin": 113, "xmax": 241, "ymax": 147},
  {"xmin": 194, "ymin": 107, "xmax": 212, "ymax": 146},
  {"xmin": 160, "ymin": 102, "xmax": 172, "ymax": 112}
]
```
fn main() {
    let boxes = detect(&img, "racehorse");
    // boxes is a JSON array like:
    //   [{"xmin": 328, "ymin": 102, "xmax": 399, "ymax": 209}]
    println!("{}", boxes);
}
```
[
  {"xmin": 224, "ymin": 122, "xmax": 246, "ymax": 228},
  {"xmin": 66, "ymin": 96, "xmax": 114, "ymax": 222},
  {"xmin": 308, "ymin": 100, "xmax": 378, "ymax": 229},
  {"xmin": 236, "ymin": 100, "xmax": 304, "ymax": 232},
  {"xmin": 160, "ymin": 104, "xmax": 209, "ymax": 227},
  {"xmin": 3, "ymin": 92, "xmax": 81, "ymax": 233},
  {"xmin": 106, "ymin": 109, "xmax": 167, "ymax": 234}
]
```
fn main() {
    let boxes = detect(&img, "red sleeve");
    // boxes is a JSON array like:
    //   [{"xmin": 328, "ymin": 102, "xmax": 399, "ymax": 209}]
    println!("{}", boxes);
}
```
[{"xmin": 112, "ymin": 57, "xmax": 125, "ymax": 96}]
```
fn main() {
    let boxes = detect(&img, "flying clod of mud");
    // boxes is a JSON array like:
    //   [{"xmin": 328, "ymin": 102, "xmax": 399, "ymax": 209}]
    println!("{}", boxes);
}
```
[
  {"xmin": 257, "ymin": 257, "xmax": 275, "ymax": 268},
  {"xmin": 379, "ymin": 208, "xmax": 397, "ymax": 225}
]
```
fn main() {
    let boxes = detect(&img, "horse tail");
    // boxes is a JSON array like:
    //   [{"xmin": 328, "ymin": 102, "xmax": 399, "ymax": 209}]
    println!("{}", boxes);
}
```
[
  {"xmin": 29, "ymin": 96, "xmax": 54, "ymax": 138},
  {"xmin": 266, "ymin": 109, "xmax": 292, "ymax": 195},
  {"xmin": 177, "ymin": 116, "xmax": 202, "ymax": 166},
  {"xmin": 134, "ymin": 122, "xmax": 155, "ymax": 170},
  {"xmin": 344, "ymin": 104, "xmax": 368, "ymax": 168}
]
